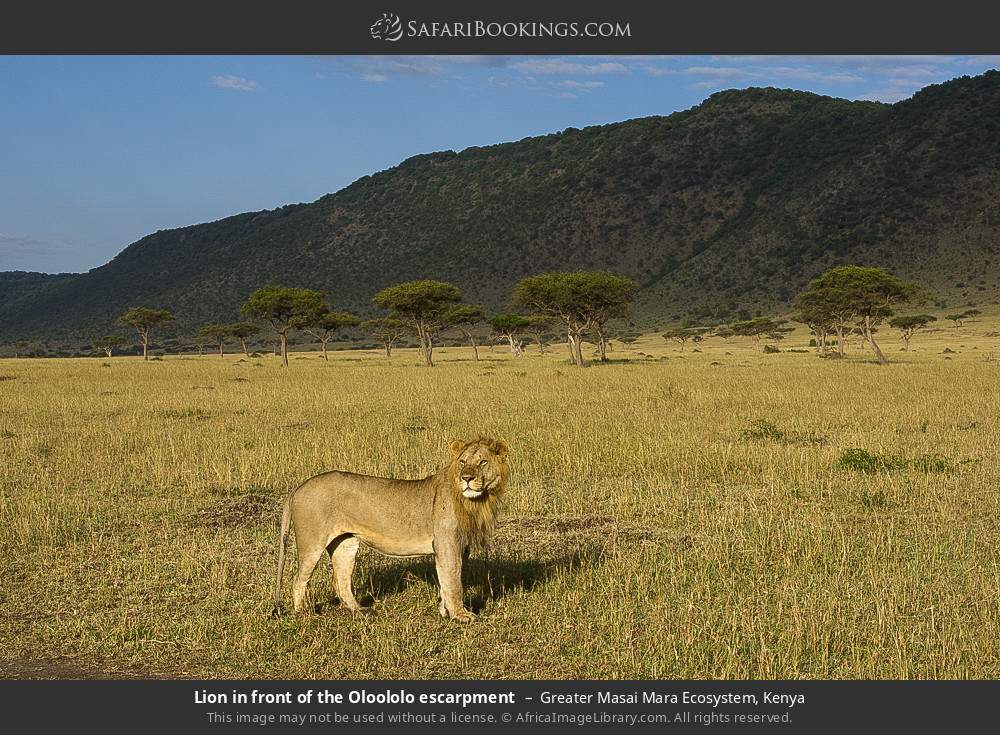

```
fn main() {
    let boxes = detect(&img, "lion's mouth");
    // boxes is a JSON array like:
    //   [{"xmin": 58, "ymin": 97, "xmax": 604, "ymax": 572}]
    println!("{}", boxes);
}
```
[{"xmin": 462, "ymin": 486, "xmax": 485, "ymax": 499}]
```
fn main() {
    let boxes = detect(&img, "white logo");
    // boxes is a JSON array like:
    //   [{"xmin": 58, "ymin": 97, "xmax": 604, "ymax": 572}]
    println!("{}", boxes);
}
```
[{"xmin": 370, "ymin": 13, "xmax": 403, "ymax": 42}]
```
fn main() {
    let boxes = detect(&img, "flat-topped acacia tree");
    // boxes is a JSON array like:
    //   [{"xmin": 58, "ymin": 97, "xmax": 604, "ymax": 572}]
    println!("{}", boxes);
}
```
[
  {"xmin": 889, "ymin": 314, "xmax": 937, "ymax": 350},
  {"xmin": 513, "ymin": 271, "xmax": 638, "ymax": 367},
  {"xmin": 729, "ymin": 317, "xmax": 793, "ymax": 351},
  {"xmin": 293, "ymin": 309, "xmax": 361, "ymax": 361},
  {"xmin": 489, "ymin": 313, "xmax": 530, "ymax": 357},
  {"xmin": 796, "ymin": 266, "xmax": 922, "ymax": 364},
  {"xmin": 362, "ymin": 318, "xmax": 408, "ymax": 359},
  {"xmin": 199, "ymin": 324, "xmax": 231, "ymax": 358},
  {"xmin": 445, "ymin": 304, "xmax": 487, "ymax": 361},
  {"xmin": 524, "ymin": 315, "xmax": 557, "ymax": 354},
  {"xmin": 94, "ymin": 334, "xmax": 126, "ymax": 359},
  {"xmin": 241, "ymin": 286, "xmax": 326, "ymax": 367},
  {"xmin": 372, "ymin": 280, "xmax": 462, "ymax": 367},
  {"xmin": 945, "ymin": 308, "xmax": 981, "ymax": 327},
  {"xmin": 119, "ymin": 307, "xmax": 175, "ymax": 361},
  {"xmin": 228, "ymin": 322, "xmax": 260, "ymax": 359}
]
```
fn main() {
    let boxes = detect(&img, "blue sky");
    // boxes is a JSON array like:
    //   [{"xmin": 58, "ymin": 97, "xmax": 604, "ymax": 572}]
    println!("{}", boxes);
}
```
[{"xmin": 2, "ymin": 54, "xmax": 999, "ymax": 273}]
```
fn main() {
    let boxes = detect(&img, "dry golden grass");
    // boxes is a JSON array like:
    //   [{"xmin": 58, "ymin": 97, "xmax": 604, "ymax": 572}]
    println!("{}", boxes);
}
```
[{"xmin": 1, "ymin": 320, "xmax": 998, "ymax": 679}]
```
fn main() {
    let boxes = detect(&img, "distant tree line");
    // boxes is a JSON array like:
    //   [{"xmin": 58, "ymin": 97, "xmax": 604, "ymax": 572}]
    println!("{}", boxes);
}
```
[{"xmin": 15, "ymin": 264, "xmax": 956, "ymax": 366}]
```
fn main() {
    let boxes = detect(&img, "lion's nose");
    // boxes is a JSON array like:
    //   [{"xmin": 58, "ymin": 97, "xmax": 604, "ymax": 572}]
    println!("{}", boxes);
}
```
[{"xmin": 461, "ymin": 473, "xmax": 475, "ymax": 482}]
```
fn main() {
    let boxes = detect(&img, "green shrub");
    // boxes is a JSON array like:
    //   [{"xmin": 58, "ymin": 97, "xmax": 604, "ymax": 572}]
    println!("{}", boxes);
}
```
[{"xmin": 836, "ymin": 448, "xmax": 902, "ymax": 473}]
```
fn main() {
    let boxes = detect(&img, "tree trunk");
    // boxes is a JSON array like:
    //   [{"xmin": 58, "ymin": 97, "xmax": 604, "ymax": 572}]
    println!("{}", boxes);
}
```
[
  {"xmin": 321, "ymin": 340, "xmax": 329, "ymax": 361},
  {"xmin": 598, "ymin": 335, "xmax": 608, "ymax": 362},
  {"xmin": 279, "ymin": 332, "xmax": 288, "ymax": 367},
  {"xmin": 142, "ymin": 334, "xmax": 149, "ymax": 361},
  {"xmin": 218, "ymin": 341, "xmax": 225, "ymax": 358},
  {"xmin": 469, "ymin": 335, "xmax": 479, "ymax": 362},
  {"xmin": 568, "ymin": 332, "xmax": 585, "ymax": 367},
  {"xmin": 104, "ymin": 348, "xmax": 113, "ymax": 359},
  {"xmin": 384, "ymin": 341, "xmax": 392, "ymax": 359},
  {"xmin": 506, "ymin": 335, "xmax": 523, "ymax": 357},
  {"xmin": 241, "ymin": 340, "xmax": 250, "ymax": 359},
  {"xmin": 418, "ymin": 326, "xmax": 434, "ymax": 367},
  {"xmin": 535, "ymin": 335, "xmax": 546, "ymax": 354},
  {"xmin": 863, "ymin": 316, "xmax": 888, "ymax": 364}
]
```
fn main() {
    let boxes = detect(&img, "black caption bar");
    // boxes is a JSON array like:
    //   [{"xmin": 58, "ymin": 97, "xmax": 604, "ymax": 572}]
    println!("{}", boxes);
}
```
[
  {"xmin": 1, "ymin": 680, "xmax": 997, "ymax": 733},
  {"xmin": 3, "ymin": 0, "xmax": 1000, "ymax": 53}
]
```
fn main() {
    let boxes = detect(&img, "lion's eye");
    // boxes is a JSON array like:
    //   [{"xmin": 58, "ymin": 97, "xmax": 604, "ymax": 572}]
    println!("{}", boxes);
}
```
[
  {"xmin": 479, "ymin": 459, "xmax": 488, "ymax": 467},
  {"xmin": 459, "ymin": 460, "xmax": 465, "ymax": 467}
]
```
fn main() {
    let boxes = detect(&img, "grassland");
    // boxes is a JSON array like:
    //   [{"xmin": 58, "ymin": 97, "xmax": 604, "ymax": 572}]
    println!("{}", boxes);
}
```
[{"xmin": 1, "ymin": 320, "xmax": 998, "ymax": 680}]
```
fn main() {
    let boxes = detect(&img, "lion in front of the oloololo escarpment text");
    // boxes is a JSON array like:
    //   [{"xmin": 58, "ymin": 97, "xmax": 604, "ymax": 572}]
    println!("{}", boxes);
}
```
[{"xmin": 273, "ymin": 438, "xmax": 509, "ymax": 623}]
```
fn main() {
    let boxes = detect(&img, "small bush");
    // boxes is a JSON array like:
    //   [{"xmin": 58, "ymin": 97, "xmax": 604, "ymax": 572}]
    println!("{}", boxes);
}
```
[
  {"xmin": 860, "ymin": 489, "xmax": 888, "ymax": 509},
  {"xmin": 912, "ymin": 453, "xmax": 952, "ymax": 473},
  {"xmin": 836, "ymin": 448, "xmax": 902, "ymax": 473},
  {"xmin": 741, "ymin": 419, "xmax": 785, "ymax": 442},
  {"xmin": 763, "ymin": 344, "xmax": 781, "ymax": 354}
]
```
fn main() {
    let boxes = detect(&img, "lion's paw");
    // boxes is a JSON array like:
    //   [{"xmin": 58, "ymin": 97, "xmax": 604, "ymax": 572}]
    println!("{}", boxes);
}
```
[{"xmin": 451, "ymin": 609, "xmax": 477, "ymax": 624}]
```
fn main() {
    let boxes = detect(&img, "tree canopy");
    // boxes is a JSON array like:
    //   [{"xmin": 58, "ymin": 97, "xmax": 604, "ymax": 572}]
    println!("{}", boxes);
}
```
[
  {"xmin": 512, "ymin": 271, "xmax": 637, "ymax": 366},
  {"xmin": 119, "ymin": 307, "xmax": 175, "ymax": 360},
  {"xmin": 795, "ymin": 265, "xmax": 921, "ymax": 363},
  {"xmin": 241, "ymin": 285, "xmax": 326, "ymax": 366},
  {"xmin": 372, "ymin": 280, "xmax": 463, "ymax": 366}
]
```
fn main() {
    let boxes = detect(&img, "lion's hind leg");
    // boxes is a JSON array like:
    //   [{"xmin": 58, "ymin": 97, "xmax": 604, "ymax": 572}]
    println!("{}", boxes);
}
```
[
  {"xmin": 291, "ymin": 535, "xmax": 327, "ymax": 613},
  {"xmin": 329, "ymin": 535, "xmax": 367, "ymax": 614}
]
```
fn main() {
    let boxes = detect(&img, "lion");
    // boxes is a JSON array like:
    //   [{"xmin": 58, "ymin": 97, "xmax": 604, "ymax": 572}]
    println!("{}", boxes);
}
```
[{"xmin": 272, "ymin": 437, "xmax": 509, "ymax": 623}]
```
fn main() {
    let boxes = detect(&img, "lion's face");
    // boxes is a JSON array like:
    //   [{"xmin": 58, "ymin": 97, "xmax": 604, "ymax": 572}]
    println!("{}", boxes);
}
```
[{"xmin": 449, "ymin": 438, "xmax": 509, "ymax": 500}]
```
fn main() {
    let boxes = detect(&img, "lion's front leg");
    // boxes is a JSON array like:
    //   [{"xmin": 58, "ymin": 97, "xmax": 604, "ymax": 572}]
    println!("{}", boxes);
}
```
[{"xmin": 434, "ymin": 541, "xmax": 476, "ymax": 623}]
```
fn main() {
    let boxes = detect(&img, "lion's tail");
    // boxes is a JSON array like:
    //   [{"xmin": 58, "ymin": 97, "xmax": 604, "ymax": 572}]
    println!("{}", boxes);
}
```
[{"xmin": 272, "ymin": 493, "xmax": 294, "ymax": 616}]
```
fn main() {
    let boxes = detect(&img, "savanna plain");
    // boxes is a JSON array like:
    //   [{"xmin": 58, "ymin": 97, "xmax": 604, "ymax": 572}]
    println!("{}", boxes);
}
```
[{"xmin": 1, "ymin": 321, "xmax": 998, "ymax": 679}]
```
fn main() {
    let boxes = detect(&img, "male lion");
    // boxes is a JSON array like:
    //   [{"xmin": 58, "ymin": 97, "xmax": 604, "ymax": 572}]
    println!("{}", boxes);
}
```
[{"xmin": 273, "ymin": 438, "xmax": 509, "ymax": 623}]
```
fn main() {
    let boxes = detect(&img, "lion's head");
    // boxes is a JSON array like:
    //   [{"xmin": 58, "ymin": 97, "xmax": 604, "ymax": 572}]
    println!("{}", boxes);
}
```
[{"xmin": 448, "ymin": 437, "xmax": 509, "ymax": 501}]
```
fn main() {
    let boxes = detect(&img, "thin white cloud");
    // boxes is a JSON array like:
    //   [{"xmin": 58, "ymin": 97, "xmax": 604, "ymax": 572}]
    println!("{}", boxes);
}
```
[
  {"xmin": 211, "ymin": 75, "xmax": 258, "ymax": 92},
  {"xmin": 511, "ymin": 59, "xmax": 627, "ymax": 75},
  {"xmin": 857, "ymin": 88, "xmax": 915, "ymax": 103},
  {"xmin": 558, "ymin": 80, "xmax": 604, "ymax": 89},
  {"xmin": 681, "ymin": 64, "xmax": 862, "ymax": 84},
  {"xmin": 361, "ymin": 72, "xmax": 388, "ymax": 83}
]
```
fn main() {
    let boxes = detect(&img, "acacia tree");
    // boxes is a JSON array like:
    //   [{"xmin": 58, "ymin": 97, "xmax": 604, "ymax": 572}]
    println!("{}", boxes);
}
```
[
  {"xmin": 94, "ymin": 334, "xmax": 126, "ymax": 359},
  {"xmin": 890, "ymin": 314, "xmax": 937, "ymax": 350},
  {"xmin": 662, "ymin": 325, "xmax": 701, "ymax": 352},
  {"xmin": 228, "ymin": 322, "xmax": 260, "ymax": 359},
  {"xmin": 728, "ymin": 317, "xmax": 793, "ymax": 350},
  {"xmin": 524, "ymin": 315, "xmax": 557, "ymax": 354},
  {"xmin": 241, "ymin": 286, "xmax": 326, "ymax": 367},
  {"xmin": 200, "ymin": 323, "xmax": 231, "ymax": 358},
  {"xmin": 490, "ymin": 313, "xmax": 530, "ymax": 357},
  {"xmin": 294, "ymin": 309, "xmax": 360, "ymax": 361},
  {"xmin": 513, "ymin": 271, "xmax": 638, "ymax": 367},
  {"xmin": 119, "ymin": 307, "xmax": 175, "ymax": 361},
  {"xmin": 362, "ymin": 318, "xmax": 408, "ymax": 359},
  {"xmin": 618, "ymin": 333, "xmax": 640, "ymax": 352},
  {"xmin": 13, "ymin": 340, "xmax": 29, "ymax": 358},
  {"xmin": 445, "ymin": 304, "xmax": 487, "ymax": 361},
  {"xmin": 945, "ymin": 308, "xmax": 981, "ymax": 327},
  {"xmin": 796, "ymin": 266, "xmax": 921, "ymax": 364},
  {"xmin": 372, "ymin": 280, "xmax": 462, "ymax": 367}
]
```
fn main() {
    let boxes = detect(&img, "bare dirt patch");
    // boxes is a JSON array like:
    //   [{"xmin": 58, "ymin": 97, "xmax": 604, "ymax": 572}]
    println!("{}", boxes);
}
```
[
  {"xmin": 186, "ymin": 493, "xmax": 279, "ymax": 529},
  {"xmin": 496, "ymin": 515, "xmax": 692, "ymax": 553}
]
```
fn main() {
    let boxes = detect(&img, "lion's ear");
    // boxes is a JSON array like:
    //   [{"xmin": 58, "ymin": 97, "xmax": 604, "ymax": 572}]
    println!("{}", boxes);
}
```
[
  {"xmin": 491, "ymin": 440, "xmax": 509, "ymax": 461},
  {"xmin": 449, "ymin": 439, "xmax": 466, "ymax": 457}
]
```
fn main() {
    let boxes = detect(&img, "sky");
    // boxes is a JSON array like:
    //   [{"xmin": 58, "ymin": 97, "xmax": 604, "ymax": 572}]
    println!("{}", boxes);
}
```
[{"xmin": 2, "ymin": 54, "xmax": 999, "ymax": 274}]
